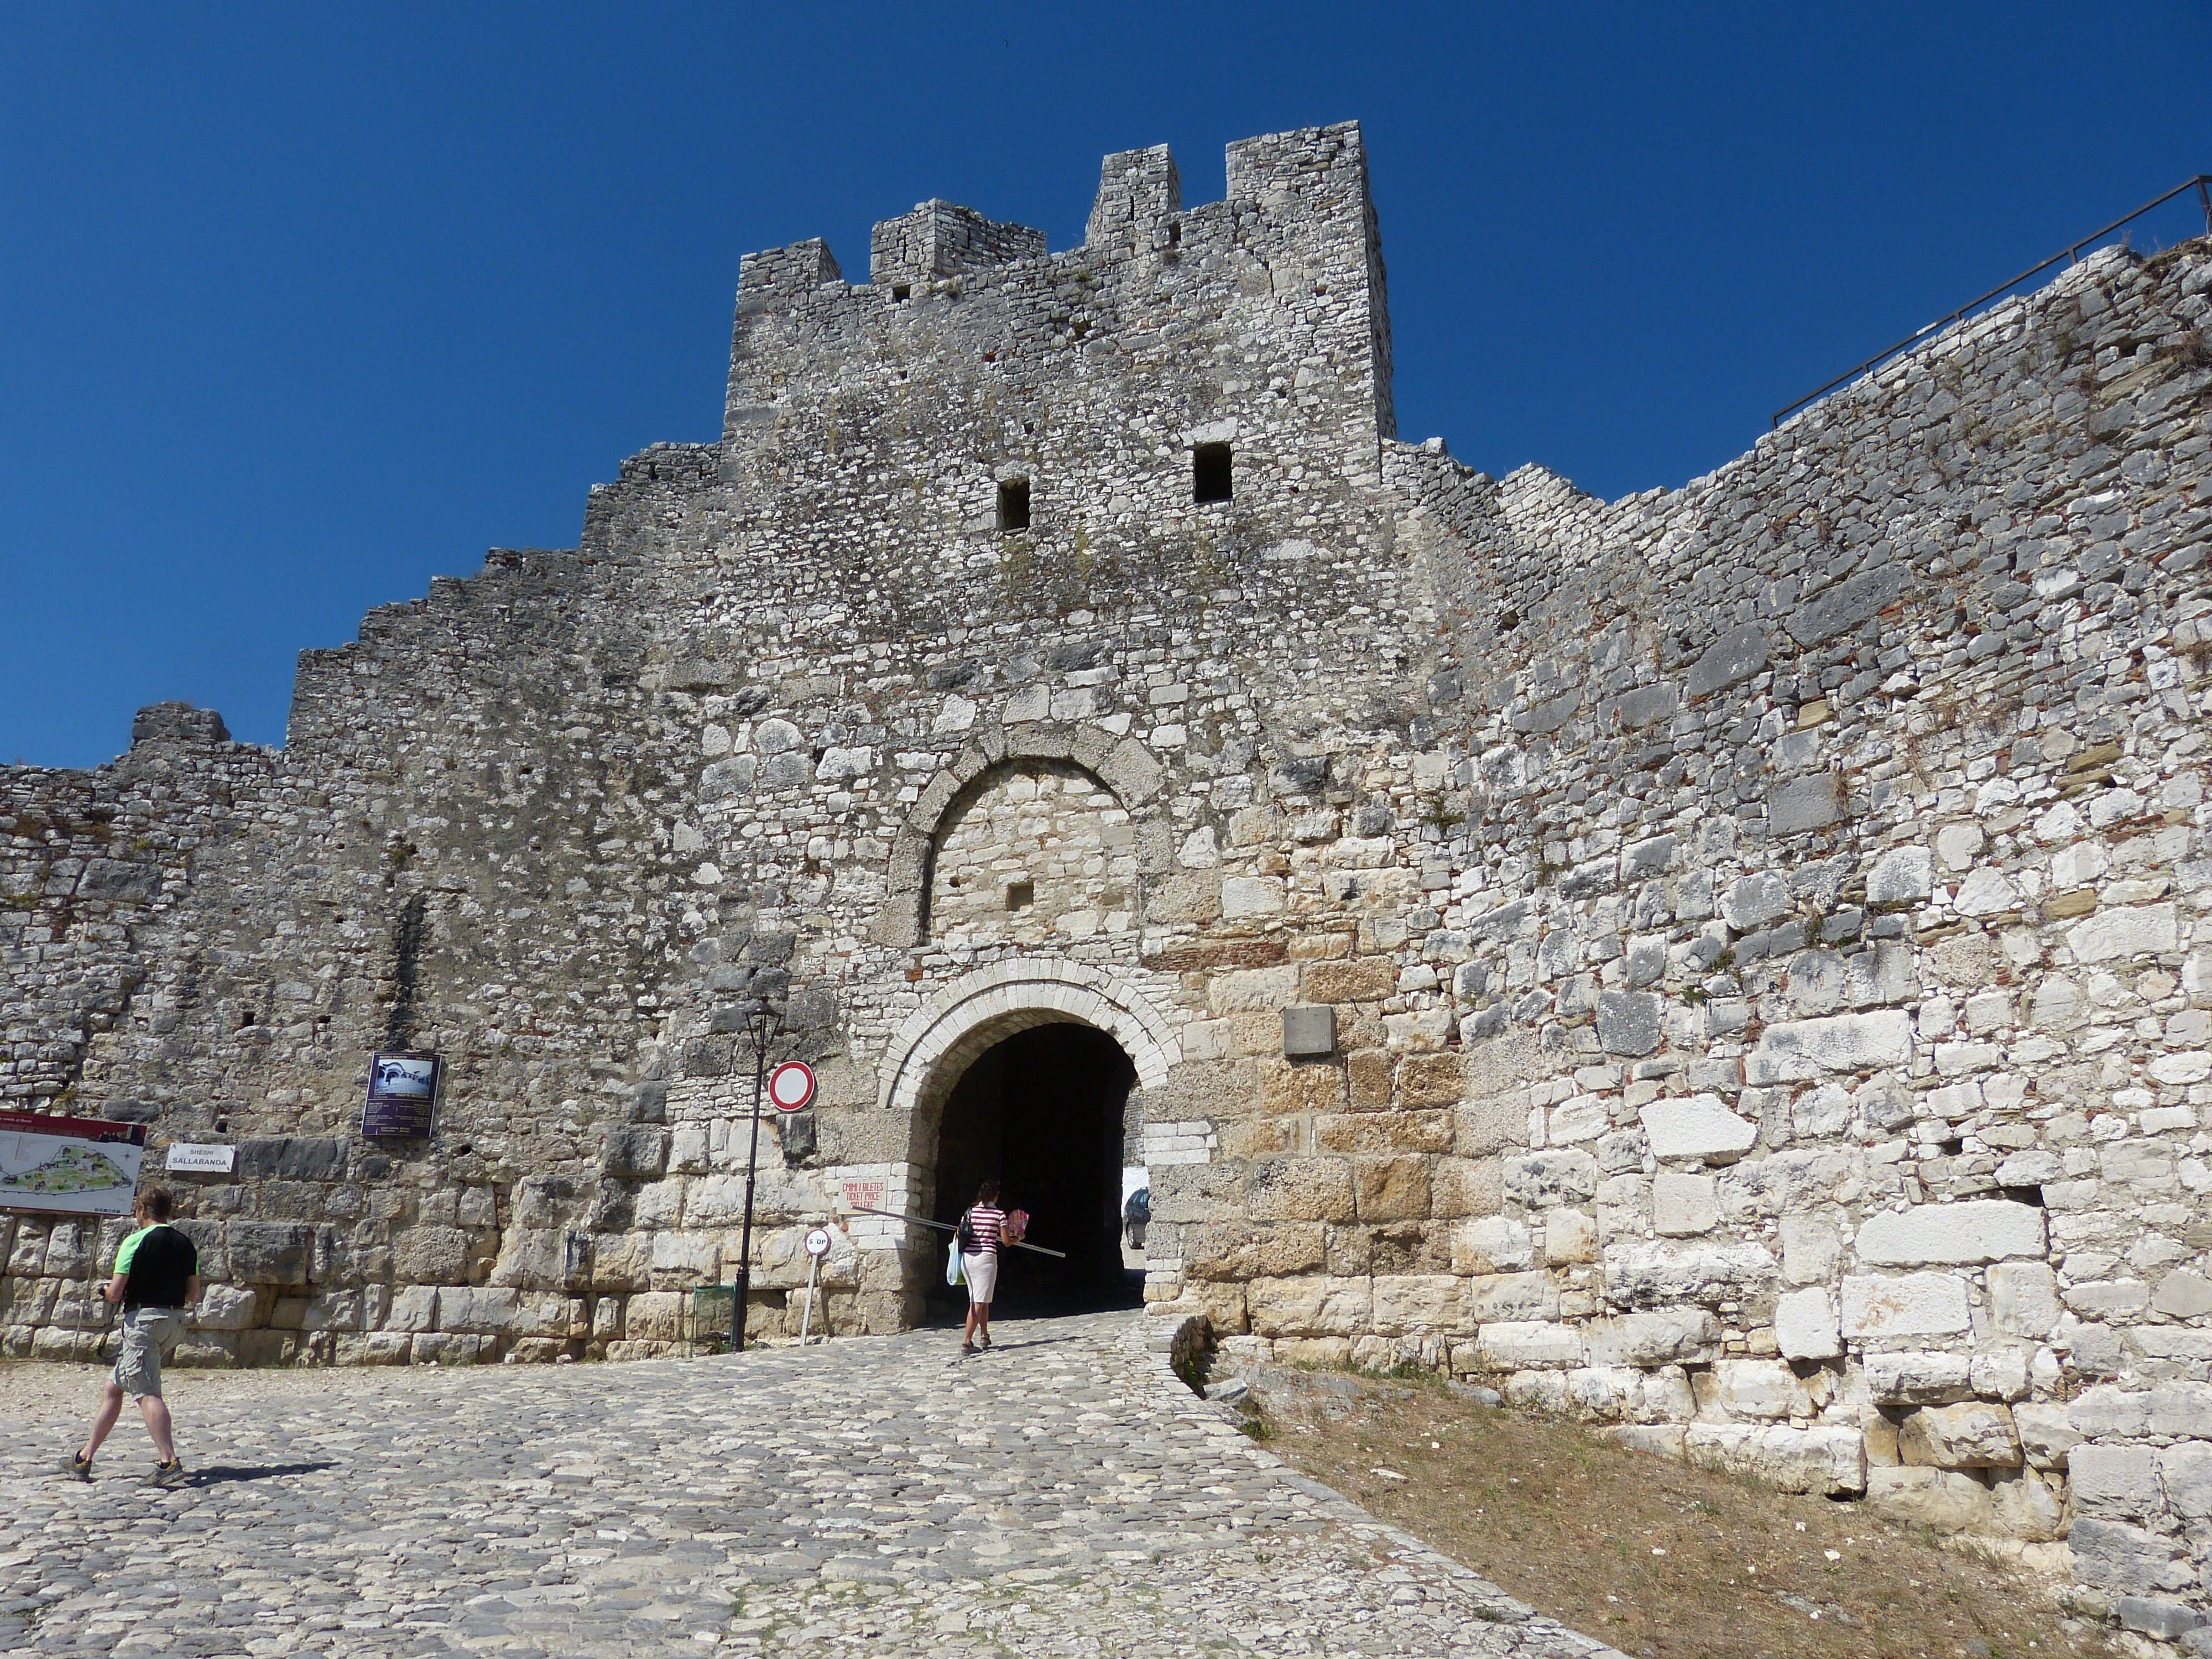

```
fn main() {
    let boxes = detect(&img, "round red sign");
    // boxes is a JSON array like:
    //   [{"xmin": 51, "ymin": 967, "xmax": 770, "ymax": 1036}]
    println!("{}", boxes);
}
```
[{"xmin": 768, "ymin": 1060, "xmax": 817, "ymax": 1112}]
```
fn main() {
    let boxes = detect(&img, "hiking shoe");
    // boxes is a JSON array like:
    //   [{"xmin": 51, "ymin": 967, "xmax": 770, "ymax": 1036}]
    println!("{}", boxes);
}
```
[
  {"xmin": 144, "ymin": 1459, "xmax": 188, "ymax": 1490},
  {"xmin": 59, "ymin": 1451, "xmax": 92, "ymax": 1482}
]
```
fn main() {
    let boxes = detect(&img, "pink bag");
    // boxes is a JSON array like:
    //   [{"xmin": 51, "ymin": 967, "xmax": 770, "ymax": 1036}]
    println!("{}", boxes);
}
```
[{"xmin": 1002, "ymin": 1208, "xmax": 1029, "ymax": 1244}]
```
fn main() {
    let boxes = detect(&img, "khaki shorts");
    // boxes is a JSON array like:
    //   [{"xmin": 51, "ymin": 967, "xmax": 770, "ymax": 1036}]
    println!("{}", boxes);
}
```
[
  {"xmin": 962, "ymin": 1250, "xmax": 999, "ymax": 1306},
  {"xmin": 112, "ymin": 1307, "xmax": 182, "ymax": 1400}
]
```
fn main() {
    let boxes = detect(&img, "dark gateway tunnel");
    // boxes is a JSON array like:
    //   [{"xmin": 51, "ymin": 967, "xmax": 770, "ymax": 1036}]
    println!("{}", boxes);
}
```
[{"xmin": 928, "ymin": 1022, "xmax": 1139, "ymax": 1317}]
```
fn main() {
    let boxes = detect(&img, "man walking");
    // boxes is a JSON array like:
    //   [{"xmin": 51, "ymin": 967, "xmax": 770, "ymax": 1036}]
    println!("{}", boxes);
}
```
[{"xmin": 62, "ymin": 1187, "xmax": 202, "ymax": 1487}]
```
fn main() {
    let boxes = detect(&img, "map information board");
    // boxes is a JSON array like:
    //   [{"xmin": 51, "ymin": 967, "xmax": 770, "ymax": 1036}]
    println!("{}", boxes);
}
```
[{"xmin": 0, "ymin": 1112, "xmax": 147, "ymax": 1217}]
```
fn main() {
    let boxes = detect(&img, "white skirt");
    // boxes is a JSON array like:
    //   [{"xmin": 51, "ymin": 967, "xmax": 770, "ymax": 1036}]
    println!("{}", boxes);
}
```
[{"xmin": 962, "ymin": 1249, "xmax": 999, "ymax": 1305}]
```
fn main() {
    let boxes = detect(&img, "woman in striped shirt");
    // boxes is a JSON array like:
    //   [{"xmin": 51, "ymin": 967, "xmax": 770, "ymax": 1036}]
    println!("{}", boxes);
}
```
[{"xmin": 960, "ymin": 1181, "xmax": 1007, "ymax": 1356}]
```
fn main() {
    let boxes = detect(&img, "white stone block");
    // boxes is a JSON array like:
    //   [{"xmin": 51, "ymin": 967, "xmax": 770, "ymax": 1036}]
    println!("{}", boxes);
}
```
[
  {"xmin": 1774, "ymin": 1287, "xmax": 1841, "ymax": 1359},
  {"xmin": 1900, "ymin": 1401, "xmax": 2020, "ymax": 1469},
  {"xmin": 1863, "ymin": 1349, "xmax": 1973, "ymax": 1402},
  {"xmin": 1867, "ymin": 845, "xmax": 1933, "ymax": 905},
  {"xmin": 2067, "ymin": 902, "xmax": 2179, "ymax": 964},
  {"xmin": 1840, "ymin": 1272, "xmax": 1970, "ymax": 1339},
  {"xmin": 1712, "ymin": 1359, "xmax": 1810, "ymax": 1420},
  {"xmin": 1854, "ymin": 1200, "xmax": 2046, "ymax": 1265},
  {"xmin": 2012, "ymin": 1400, "xmax": 2081, "ymax": 1469},
  {"xmin": 1651, "ymin": 1172, "xmax": 1719, "ymax": 1236},
  {"xmin": 1474, "ymin": 1320, "xmax": 1583, "ymax": 1369},
  {"xmin": 1743, "ymin": 1010, "xmax": 1913, "ymax": 1085},
  {"xmin": 1684, "ymin": 1424, "xmax": 1866, "ymax": 1495},
  {"xmin": 1638, "ymin": 1094, "xmax": 1757, "ymax": 1161},
  {"xmin": 1221, "ymin": 876, "xmax": 1286, "ymax": 918}
]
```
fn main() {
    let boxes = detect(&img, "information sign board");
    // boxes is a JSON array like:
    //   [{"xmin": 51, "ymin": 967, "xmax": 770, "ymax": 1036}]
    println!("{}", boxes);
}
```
[
  {"xmin": 164, "ymin": 1142, "xmax": 236, "ymax": 1173},
  {"xmin": 0, "ymin": 1111, "xmax": 147, "ymax": 1217},
  {"xmin": 363, "ymin": 1051, "xmax": 443, "ymax": 1138}
]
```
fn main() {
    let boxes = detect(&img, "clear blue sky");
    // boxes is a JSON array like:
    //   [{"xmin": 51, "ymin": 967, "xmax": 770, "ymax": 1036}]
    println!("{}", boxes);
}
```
[{"xmin": 5, "ymin": 3, "xmax": 2209, "ymax": 768}]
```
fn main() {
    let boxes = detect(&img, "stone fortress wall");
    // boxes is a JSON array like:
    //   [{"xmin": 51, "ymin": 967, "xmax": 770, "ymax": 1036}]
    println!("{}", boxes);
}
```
[{"xmin": 5, "ymin": 119, "xmax": 2212, "ymax": 1632}]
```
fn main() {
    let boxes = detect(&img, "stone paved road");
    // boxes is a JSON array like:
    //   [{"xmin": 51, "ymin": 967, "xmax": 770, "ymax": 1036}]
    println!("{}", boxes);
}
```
[{"xmin": 0, "ymin": 1312, "xmax": 1619, "ymax": 1657}]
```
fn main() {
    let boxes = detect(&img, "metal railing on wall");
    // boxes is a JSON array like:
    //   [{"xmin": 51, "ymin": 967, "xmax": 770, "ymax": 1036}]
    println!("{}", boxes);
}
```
[{"xmin": 1772, "ymin": 175, "xmax": 2212, "ymax": 429}]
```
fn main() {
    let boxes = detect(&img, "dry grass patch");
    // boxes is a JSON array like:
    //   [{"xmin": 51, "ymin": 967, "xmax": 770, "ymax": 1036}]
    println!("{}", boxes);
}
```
[{"xmin": 1244, "ymin": 1366, "xmax": 2108, "ymax": 1659}]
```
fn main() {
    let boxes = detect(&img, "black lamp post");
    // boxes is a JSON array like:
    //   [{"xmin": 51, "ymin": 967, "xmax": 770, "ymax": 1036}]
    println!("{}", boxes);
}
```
[{"xmin": 730, "ymin": 993, "xmax": 786, "ymax": 1353}]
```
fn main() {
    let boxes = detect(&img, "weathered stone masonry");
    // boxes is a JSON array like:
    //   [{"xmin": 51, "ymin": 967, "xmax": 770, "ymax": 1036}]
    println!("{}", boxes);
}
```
[{"xmin": 7, "ymin": 120, "xmax": 2212, "ymax": 1628}]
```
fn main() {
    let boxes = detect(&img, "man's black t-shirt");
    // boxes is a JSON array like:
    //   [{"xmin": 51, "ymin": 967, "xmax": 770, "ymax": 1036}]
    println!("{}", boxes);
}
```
[{"xmin": 115, "ymin": 1224, "xmax": 197, "ymax": 1309}]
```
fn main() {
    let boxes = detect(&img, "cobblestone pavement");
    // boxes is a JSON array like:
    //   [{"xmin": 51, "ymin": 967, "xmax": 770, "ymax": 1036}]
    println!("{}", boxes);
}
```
[{"xmin": 0, "ymin": 1312, "xmax": 1620, "ymax": 1657}]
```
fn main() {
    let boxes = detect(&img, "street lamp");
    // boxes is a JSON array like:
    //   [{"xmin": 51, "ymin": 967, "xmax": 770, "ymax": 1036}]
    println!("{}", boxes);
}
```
[{"xmin": 729, "ymin": 991, "xmax": 786, "ymax": 1353}]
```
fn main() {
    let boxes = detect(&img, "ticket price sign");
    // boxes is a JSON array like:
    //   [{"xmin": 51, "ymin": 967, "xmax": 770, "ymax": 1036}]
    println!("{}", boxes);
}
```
[
  {"xmin": 768, "ymin": 1061, "xmax": 816, "ymax": 1113},
  {"xmin": 363, "ymin": 1052, "xmax": 444, "ymax": 1138}
]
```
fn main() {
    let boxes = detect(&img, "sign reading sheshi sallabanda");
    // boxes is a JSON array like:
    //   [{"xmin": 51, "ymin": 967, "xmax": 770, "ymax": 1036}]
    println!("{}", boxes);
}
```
[
  {"xmin": 0, "ymin": 1111, "xmax": 147, "ymax": 1217},
  {"xmin": 362, "ymin": 1052, "xmax": 443, "ymax": 1138}
]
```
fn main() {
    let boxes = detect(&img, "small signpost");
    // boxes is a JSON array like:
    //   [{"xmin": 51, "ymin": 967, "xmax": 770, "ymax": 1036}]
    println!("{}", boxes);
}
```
[
  {"xmin": 768, "ymin": 1061, "xmax": 816, "ymax": 1112},
  {"xmin": 798, "ymin": 1225, "xmax": 833, "ymax": 1343}
]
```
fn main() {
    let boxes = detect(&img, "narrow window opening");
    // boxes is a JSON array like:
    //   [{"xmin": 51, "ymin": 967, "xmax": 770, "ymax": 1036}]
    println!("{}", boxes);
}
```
[
  {"xmin": 1005, "ymin": 881, "xmax": 1035, "ymax": 912},
  {"xmin": 890, "ymin": 284, "xmax": 911, "ymax": 302},
  {"xmin": 1167, "ymin": 220, "xmax": 1182, "ymax": 246},
  {"xmin": 998, "ymin": 479, "xmax": 1031, "ymax": 531},
  {"xmin": 1193, "ymin": 442, "xmax": 1233, "ymax": 504}
]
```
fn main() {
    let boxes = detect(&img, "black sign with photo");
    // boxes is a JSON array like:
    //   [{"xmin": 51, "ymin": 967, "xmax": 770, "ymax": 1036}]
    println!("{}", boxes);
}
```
[{"xmin": 362, "ymin": 1051, "xmax": 442, "ymax": 1138}]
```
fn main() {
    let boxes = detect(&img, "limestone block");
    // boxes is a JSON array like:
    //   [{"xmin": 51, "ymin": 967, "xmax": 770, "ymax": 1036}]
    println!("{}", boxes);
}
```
[
  {"xmin": 1501, "ymin": 1150, "xmax": 1599, "ymax": 1207},
  {"xmin": 191, "ymin": 1282, "xmax": 259, "ymax": 1332},
  {"xmin": 622, "ymin": 1291, "xmax": 687, "ymax": 1344},
  {"xmin": 1710, "ymin": 1359, "xmax": 1811, "ymax": 1421},
  {"xmin": 2012, "ymin": 1401, "xmax": 2080, "ymax": 1470},
  {"xmin": 2159, "ymin": 1440, "xmax": 2212, "ymax": 1519},
  {"xmin": 1370, "ymin": 1274, "xmax": 1467, "ymax": 1335},
  {"xmin": 1684, "ymin": 1425, "xmax": 1865, "ymax": 1495},
  {"xmin": 1841, "ymin": 1273, "xmax": 1970, "ymax": 1339},
  {"xmin": 1245, "ymin": 1275, "xmax": 1372, "ymax": 1337},
  {"xmin": 1449, "ymin": 1216, "xmax": 1532, "ymax": 1275},
  {"xmin": 1596, "ymin": 992, "xmax": 1663, "ymax": 1057},
  {"xmin": 1900, "ymin": 1402, "xmax": 2021, "ymax": 1469},
  {"xmin": 1768, "ymin": 774, "xmax": 1842, "ymax": 836},
  {"xmin": 1773, "ymin": 1287, "xmax": 1840, "ymax": 1359},
  {"xmin": 1603, "ymin": 1242, "xmax": 1777, "ymax": 1309},
  {"xmin": 1863, "ymin": 1350, "xmax": 1973, "ymax": 1404},
  {"xmin": 1467, "ymin": 1271, "xmax": 1557, "ymax": 1323},
  {"xmin": 1259, "ymin": 1060, "xmax": 1347, "ymax": 1115},
  {"xmin": 1987, "ymin": 1467, "xmax": 2068, "ymax": 1541},
  {"xmin": 1222, "ymin": 875, "xmax": 1286, "ymax": 918},
  {"xmin": 2069, "ymin": 1516, "xmax": 2195, "ymax": 1598},
  {"xmin": 437, "ymin": 1286, "xmax": 520, "ymax": 1334},
  {"xmin": 1583, "ymin": 1309, "xmax": 1721, "ymax": 1366},
  {"xmin": 1352, "ymin": 1156, "xmax": 1428, "ymax": 1222},
  {"xmin": 1543, "ymin": 1209, "xmax": 1598, "ymax": 1265},
  {"xmin": 1688, "ymin": 624, "xmax": 1768, "ymax": 698},
  {"xmin": 1186, "ymin": 1222, "xmax": 1326, "ymax": 1281},
  {"xmin": 1986, "ymin": 1260, "xmax": 2060, "ymax": 1338},
  {"xmin": 1867, "ymin": 846, "xmax": 1933, "ymax": 906},
  {"xmin": 1397, "ymin": 1053, "xmax": 1464, "ymax": 1106},
  {"xmin": 1720, "ymin": 872, "xmax": 1792, "ymax": 932},
  {"xmin": 385, "ymin": 1285, "xmax": 439, "ymax": 1333},
  {"xmin": 1969, "ymin": 1345, "xmax": 2029, "ymax": 1401},
  {"xmin": 1866, "ymin": 1467, "xmax": 1994, "ymax": 1533},
  {"xmin": 649, "ymin": 1232, "xmax": 721, "ymax": 1277},
  {"xmin": 589, "ymin": 1232, "xmax": 651, "ymax": 1293},
  {"xmin": 1430, "ymin": 1156, "xmax": 1503, "ymax": 1218},
  {"xmin": 1780, "ymin": 1214, "xmax": 1840, "ymax": 1285},
  {"xmin": 1633, "ymin": 1095, "xmax": 1754, "ymax": 1163},
  {"xmin": 2072, "ymin": 1443, "xmax": 2162, "ymax": 1519},
  {"xmin": 2153, "ymin": 1268, "xmax": 2212, "ymax": 1318},
  {"xmin": 1303, "ymin": 959, "xmax": 1397, "ymax": 1003},
  {"xmin": 227, "ymin": 1222, "xmax": 318, "ymax": 1287},
  {"xmin": 1651, "ymin": 1173, "xmax": 1719, "ymax": 1237},
  {"xmin": 301, "ymin": 1291, "xmax": 366, "ymax": 1333},
  {"xmin": 1854, "ymin": 1201, "xmax": 2044, "ymax": 1266},
  {"xmin": 1454, "ymin": 1095, "xmax": 1532, "ymax": 1156},
  {"xmin": 1313, "ymin": 1111, "xmax": 1451, "ymax": 1156},
  {"xmin": 1470, "ymin": 1320, "xmax": 1583, "ymax": 1370},
  {"xmin": 2067, "ymin": 902, "xmax": 2178, "ymax": 964},
  {"xmin": 411, "ymin": 1333, "xmax": 486, "ymax": 1366},
  {"xmin": 1743, "ymin": 1010, "xmax": 1912, "ymax": 1085}
]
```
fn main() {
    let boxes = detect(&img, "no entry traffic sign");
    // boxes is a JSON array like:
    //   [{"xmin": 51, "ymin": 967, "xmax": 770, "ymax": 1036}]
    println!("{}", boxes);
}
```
[{"xmin": 769, "ymin": 1060, "xmax": 816, "ymax": 1112}]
